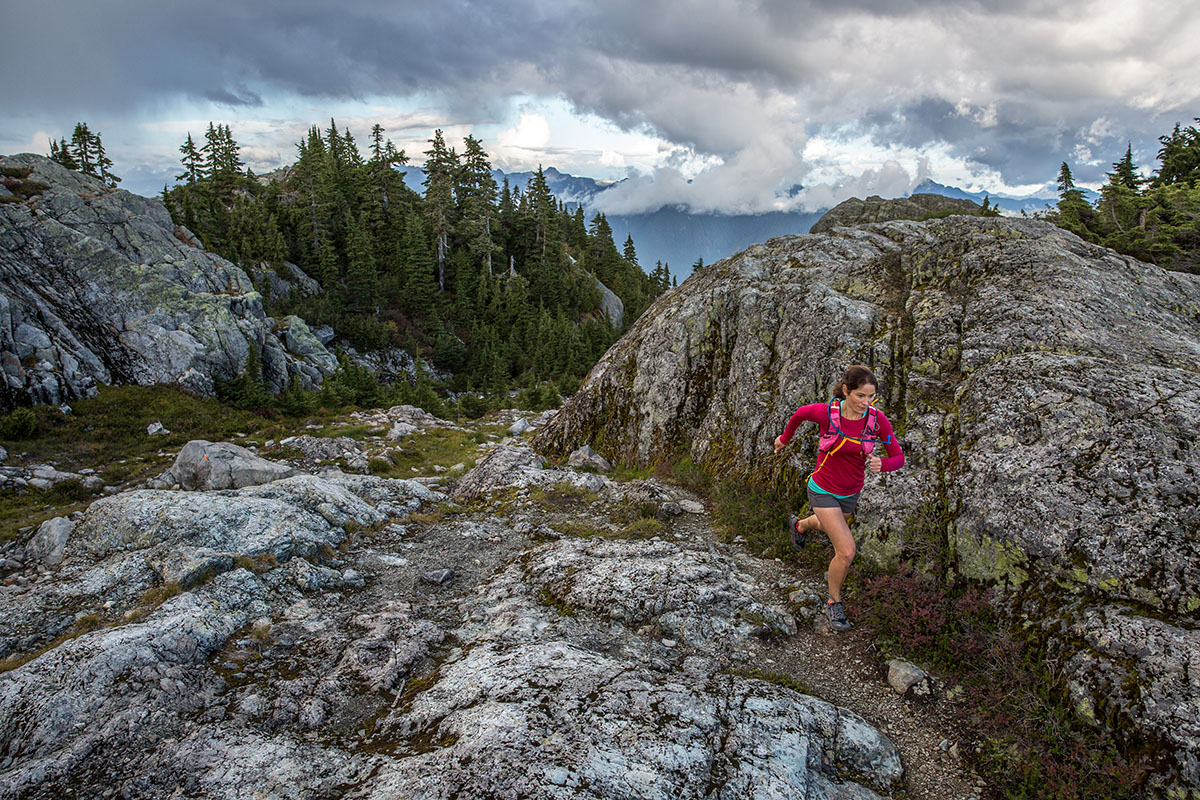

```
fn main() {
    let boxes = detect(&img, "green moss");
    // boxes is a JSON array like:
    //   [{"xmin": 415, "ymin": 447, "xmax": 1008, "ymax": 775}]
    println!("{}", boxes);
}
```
[{"xmin": 949, "ymin": 528, "xmax": 1030, "ymax": 587}]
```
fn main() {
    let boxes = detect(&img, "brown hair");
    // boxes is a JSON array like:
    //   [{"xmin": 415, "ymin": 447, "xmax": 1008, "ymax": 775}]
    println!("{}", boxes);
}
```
[{"xmin": 833, "ymin": 364, "xmax": 877, "ymax": 399}]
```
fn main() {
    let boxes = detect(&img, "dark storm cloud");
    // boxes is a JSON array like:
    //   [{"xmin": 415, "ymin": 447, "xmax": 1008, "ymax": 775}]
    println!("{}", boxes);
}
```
[{"xmin": 4, "ymin": 0, "xmax": 1196, "ymax": 210}]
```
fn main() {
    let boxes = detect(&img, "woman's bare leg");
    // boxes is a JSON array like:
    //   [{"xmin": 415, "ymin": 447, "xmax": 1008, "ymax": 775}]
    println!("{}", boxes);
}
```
[
  {"xmin": 812, "ymin": 506, "xmax": 856, "ymax": 601},
  {"xmin": 797, "ymin": 514, "xmax": 822, "ymax": 533}
]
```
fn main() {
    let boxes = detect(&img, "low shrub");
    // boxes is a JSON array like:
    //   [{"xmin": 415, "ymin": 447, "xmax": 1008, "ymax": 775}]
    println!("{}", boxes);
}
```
[{"xmin": 0, "ymin": 406, "xmax": 37, "ymax": 439}]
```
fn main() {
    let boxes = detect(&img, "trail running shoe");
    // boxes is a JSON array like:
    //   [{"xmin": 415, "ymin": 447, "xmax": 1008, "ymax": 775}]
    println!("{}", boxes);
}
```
[
  {"xmin": 786, "ymin": 515, "xmax": 806, "ymax": 550},
  {"xmin": 827, "ymin": 600, "xmax": 852, "ymax": 632}
]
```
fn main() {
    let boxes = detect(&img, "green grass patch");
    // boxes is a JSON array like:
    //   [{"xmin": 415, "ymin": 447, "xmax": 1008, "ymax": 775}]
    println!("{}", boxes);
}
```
[
  {"xmin": 616, "ymin": 518, "xmax": 666, "ymax": 539},
  {"xmin": 531, "ymin": 482, "xmax": 599, "ymax": 511},
  {"xmin": 728, "ymin": 667, "xmax": 812, "ymax": 696},
  {"xmin": 710, "ymin": 478, "xmax": 801, "ymax": 559},
  {"xmin": 406, "ymin": 502, "xmax": 464, "ymax": 527},
  {"xmin": 0, "ymin": 384, "xmax": 290, "ymax": 540},
  {"xmin": 384, "ymin": 425, "xmax": 503, "ymax": 476}
]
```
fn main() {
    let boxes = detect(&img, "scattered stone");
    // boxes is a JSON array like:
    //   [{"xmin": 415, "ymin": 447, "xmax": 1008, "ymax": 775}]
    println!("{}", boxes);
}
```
[
  {"xmin": 28, "ymin": 516, "xmax": 73, "ymax": 568},
  {"xmin": 567, "ymin": 444, "xmax": 612, "ymax": 473},
  {"xmin": 508, "ymin": 418, "xmax": 531, "ymax": 436},
  {"xmin": 657, "ymin": 501, "xmax": 683, "ymax": 519},
  {"xmin": 887, "ymin": 659, "xmax": 930, "ymax": 696},
  {"xmin": 422, "ymin": 568, "xmax": 455, "ymax": 585},
  {"xmin": 146, "ymin": 421, "xmax": 170, "ymax": 436},
  {"xmin": 677, "ymin": 499, "xmax": 705, "ymax": 514}
]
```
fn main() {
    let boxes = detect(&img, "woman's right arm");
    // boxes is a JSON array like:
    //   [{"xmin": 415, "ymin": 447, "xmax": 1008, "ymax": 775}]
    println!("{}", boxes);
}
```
[{"xmin": 776, "ymin": 403, "xmax": 825, "ymax": 448}]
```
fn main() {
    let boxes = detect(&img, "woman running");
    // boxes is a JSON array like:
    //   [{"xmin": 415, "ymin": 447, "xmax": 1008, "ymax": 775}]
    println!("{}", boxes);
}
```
[{"xmin": 773, "ymin": 365, "xmax": 905, "ymax": 632}]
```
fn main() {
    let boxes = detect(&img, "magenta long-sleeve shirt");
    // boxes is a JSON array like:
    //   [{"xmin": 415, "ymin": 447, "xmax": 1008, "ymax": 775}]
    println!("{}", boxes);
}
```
[{"xmin": 780, "ymin": 402, "xmax": 905, "ymax": 495}]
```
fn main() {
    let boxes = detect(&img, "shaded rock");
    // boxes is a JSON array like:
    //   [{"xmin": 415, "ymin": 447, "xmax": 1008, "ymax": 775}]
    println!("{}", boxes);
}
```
[
  {"xmin": 809, "ymin": 192, "xmax": 983, "ymax": 234},
  {"xmin": 568, "ymin": 444, "xmax": 612, "ymax": 473},
  {"xmin": 0, "ymin": 153, "xmax": 338, "ymax": 409},
  {"xmin": 595, "ymin": 276, "xmax": 625, "ymax": 328},
  {"xmin": 150, "ymin": 440, "xmax": 297, "ymax": 491},
  {"xmin": 422, "ymin": 568, "xmax": 455, "ymax": 585},
  {"xmin": 28, "ymin": 516, "xmax": 72, "ymax": 567}
]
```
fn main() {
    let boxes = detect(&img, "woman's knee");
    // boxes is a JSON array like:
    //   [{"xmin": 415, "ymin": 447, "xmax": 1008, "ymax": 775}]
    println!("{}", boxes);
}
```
[{"xmin": 834, "ymin": 542, "xmax": 856, "ymax": 563}]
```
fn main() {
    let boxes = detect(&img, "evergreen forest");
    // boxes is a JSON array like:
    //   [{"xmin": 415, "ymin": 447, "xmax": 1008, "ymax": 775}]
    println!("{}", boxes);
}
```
[
  {"xmin": 1050, "ymin": 118, "xmax": 1200, "ymax": 273},
  {"xmin": 127, "ymin": 121, "xmax": 669, "ymax": 407}
]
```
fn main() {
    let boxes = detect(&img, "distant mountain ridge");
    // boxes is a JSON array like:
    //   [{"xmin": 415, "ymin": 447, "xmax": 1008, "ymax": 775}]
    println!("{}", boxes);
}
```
[
  {"xmin": 907, "ymin": 177, "xmax": 1098, "ymax": 212},
  {"xmin": 397, "ymin": 166, "xmax": 1074, "ymax": 283}
]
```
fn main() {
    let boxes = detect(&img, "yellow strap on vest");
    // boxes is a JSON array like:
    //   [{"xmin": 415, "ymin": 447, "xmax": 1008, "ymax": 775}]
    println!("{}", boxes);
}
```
[{"xmin": 810, "ymin": 436, "xmax": 848, "ymax": 483}]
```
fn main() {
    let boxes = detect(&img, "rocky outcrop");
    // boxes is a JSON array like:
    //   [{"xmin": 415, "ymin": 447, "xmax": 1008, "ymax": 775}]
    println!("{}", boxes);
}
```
[
  {"xmin": 0, "ymin": 153, "xmax": 338, "ymax": 410},
  {"xmin": 0, "ymin": 433, "xmax": 907, "ymax": 799},
  {"xmin": 596, "ymin": 276, "xmax": 625, "ymax": 328},
  {"xmin": 532, "ymin": 215, "xmax": 1200, "ymax": 795},
  {"xmin": 148, "ymin": 439, "xmax": 298, "ymax": 490},
  {"xmin": 808, "ymin": 193, "xmax": 984, "ymax": 233}
]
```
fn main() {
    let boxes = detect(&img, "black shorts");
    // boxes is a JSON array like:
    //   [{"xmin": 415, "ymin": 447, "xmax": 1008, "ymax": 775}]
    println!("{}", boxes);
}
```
[{"xmin": 807, "ymin": 484, "xmax": 860, "ymax": 516}]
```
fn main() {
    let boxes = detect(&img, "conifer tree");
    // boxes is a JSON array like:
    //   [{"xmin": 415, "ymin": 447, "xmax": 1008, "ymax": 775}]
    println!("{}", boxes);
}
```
[
  {"xmin": 345, "ymin": 213, "xmax": 379, "ymax": 310},
  {"xmin": 423, "ymin": 130, "xmax": 458, "ymax": 290},
  {"xmin": 457, "ymin": 135, "xmax": 500, "ymax": 275},
  {"xmin": 1108, "ymin": 144, "xmax": 1141, "ymax": 190},
  {"xmin": 1153, "ymin": 120, "xmax": 1200, "ymax": 188},
  {"xmin": 70, "ymin": 123, "xmax": 96, "ymax": 176},
  {"xmin": 622, "ymin": 234, "xmax": 638, "ymax": 267},
  {"xmin": 177, "ymin": 133, "xmax": 205, "ymax": 184},
  {"xmin": 49, "ymin": 138, "xmax": 78, "ymax": 170}
]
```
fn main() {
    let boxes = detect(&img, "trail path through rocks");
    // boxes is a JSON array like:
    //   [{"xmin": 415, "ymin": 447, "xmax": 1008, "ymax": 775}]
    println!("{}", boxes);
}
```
[{"xmin": 645, "ymin": 502, "xmax": 988, "ymax": 800}]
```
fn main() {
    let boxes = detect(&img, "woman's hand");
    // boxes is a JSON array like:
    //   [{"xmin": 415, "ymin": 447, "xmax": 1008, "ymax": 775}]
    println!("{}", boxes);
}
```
[
  {"xmin": 869, "ymin": 455, "xmax": 882, "ymax": 474},
  {"xmin": 774, "ymin": 435, "xmax": 786, "ymax": 454}
]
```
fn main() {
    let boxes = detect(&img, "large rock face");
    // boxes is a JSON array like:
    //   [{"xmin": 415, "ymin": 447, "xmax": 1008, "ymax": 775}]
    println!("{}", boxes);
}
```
[
  {"xmin": 0, "ymin": 153, "xmax": 338, "ymax": 409},
  {"xmin": 533, "ymin": 215, "xmax": 1200, "ymax": 794}
]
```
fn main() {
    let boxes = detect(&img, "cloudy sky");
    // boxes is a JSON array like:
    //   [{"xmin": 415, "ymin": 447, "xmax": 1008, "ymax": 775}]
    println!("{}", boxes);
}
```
[{"xmin": 3, "ymin": 0, "xmax": 1197, "ymax": 213}]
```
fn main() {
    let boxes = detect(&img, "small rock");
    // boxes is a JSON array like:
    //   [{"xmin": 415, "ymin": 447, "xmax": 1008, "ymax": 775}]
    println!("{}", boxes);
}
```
[
  {"xmin": 677, "ymin": 499, "xmax": 705, "ymax": 514},
  {"xmin": 508, "ymin": 418, "xmax": 531, "ymax": 436},
  {"xmin": 422, "ymin": 569, "xmax": 455, "ymax": 585},
  {"xmin": 887, "ymin": 658, "xmax": 930, "ymax": 695},
  {"xmin": 146, "ymin": 421, "xmax": 170, "ymax": 436},
  {"xmin": 28, "ymin": 516, "xmax": 73, "ymax": 567},
  {"xmin": 59, "ymin": 404, "xmax": 72, "ymax": 415},
  {"xmin": 657, "ymin": 502, "xmax": 683, "ymax": 519},
  {"xmin": 662, "ymin": 639, "xmax": 677, "ymax": 648},
  {"xmin": 567, "ymin": 445, "xmax": 612, "ymax": 473}
]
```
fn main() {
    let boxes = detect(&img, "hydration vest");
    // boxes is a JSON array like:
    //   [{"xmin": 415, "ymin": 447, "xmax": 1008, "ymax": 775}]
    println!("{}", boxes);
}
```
[{"xmin": 817, "ymin": 398, "xmax": 883, "ymax": 458}]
